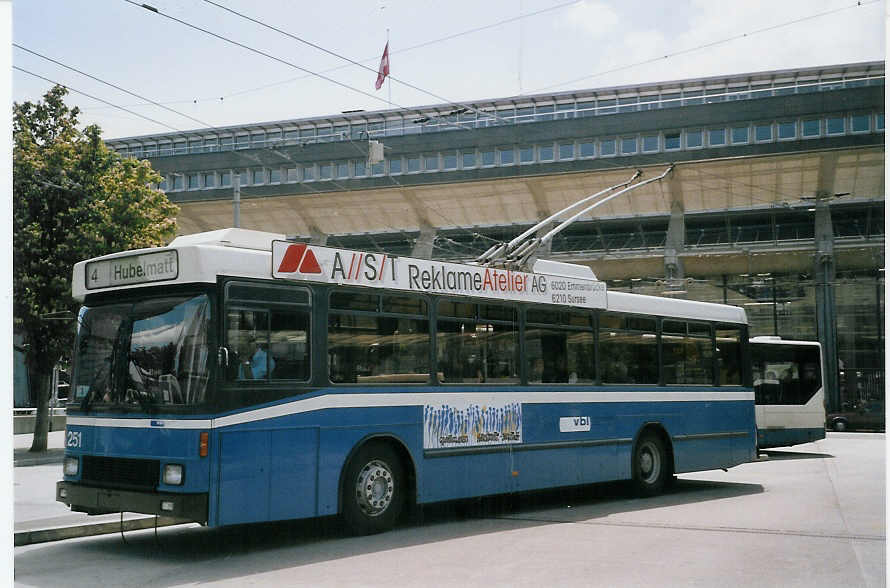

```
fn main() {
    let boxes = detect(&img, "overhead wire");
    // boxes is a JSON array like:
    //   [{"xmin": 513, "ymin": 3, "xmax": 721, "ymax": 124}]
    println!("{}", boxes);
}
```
[
  {"xmin": 125, "ymin": 0, "xmax": 472, "ymax": 132},
  {"xmin": 200, "ymin": 0, "xmax": 515, "ymax": 125},
  {"xmin": 84, "ymin": 0, "xmax": 581, "ymax": 110},
  {"xmin": 532, "ymin": 0, "xmax": 881, "ymax": 93},
  {"xmin": 14, "ymin": 44, "xmax": 217, "ymax": 130},
  {"xmin": 13, "ymin": 66, "xmax": 183, "ymax": 132}
]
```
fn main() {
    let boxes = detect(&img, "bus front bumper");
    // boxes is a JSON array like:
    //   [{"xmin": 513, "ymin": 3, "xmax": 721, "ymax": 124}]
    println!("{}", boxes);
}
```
[{"xmin": 56, "ymin": 481, "xmax": 208, "ymax": 524}]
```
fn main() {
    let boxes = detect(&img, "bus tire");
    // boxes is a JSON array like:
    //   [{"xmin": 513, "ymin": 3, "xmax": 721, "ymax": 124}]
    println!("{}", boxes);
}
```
[
  {"xmin": 341, "ymin": 441, "xmax": 405, "ymax": 535},
  {"xmin": 631, "ymin": 432, "xmax": 668, "ymax": 497},
  {"xmin": 832, "ymin": 419, "xmax": 847, "ymax": 432}
]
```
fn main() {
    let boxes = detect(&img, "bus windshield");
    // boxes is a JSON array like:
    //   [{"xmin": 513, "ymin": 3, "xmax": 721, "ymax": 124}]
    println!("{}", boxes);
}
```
[{"xmin": 72, "ymin": 294, "xmax": 211, "ymax": 409}]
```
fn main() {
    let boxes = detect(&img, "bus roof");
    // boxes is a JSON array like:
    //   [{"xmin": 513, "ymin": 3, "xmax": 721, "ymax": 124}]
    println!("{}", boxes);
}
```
[{"xmin": 72, "ymin": 229, "xmax": 747, "ymax": 324}]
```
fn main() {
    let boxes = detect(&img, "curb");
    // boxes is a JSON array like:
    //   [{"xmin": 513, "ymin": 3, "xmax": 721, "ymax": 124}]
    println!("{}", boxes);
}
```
[
  {"xmin": 14, "ymin": 450, "xmax": 65, "ymax": 467},
  {"xmin": 15, "ymin": 516, "xmax": 191, "ymax": 546}
]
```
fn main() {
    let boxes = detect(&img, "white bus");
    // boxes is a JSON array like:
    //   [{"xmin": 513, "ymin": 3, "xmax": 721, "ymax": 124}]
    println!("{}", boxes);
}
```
[{"xmin": 750, "ymin": 336, "xmax": 826, "ymax": 448}]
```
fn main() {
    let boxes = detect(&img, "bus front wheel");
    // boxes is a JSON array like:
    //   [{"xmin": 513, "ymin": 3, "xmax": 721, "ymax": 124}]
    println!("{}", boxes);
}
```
[
  {"xmin": 341, "ymin": 442, "xmax": 405, "ymax": 535},
  {"xmin": 631, "ymin": 432, "xmax": 668, "ymax": 497}
]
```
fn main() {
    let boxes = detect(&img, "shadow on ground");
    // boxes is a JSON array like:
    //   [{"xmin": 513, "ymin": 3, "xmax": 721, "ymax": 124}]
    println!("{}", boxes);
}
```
[{"xmin": 15, "ymin": 477, "xmax": 763, "ymax": 587}]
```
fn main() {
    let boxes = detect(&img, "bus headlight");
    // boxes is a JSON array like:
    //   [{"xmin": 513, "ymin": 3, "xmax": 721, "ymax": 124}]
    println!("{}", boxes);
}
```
[
  {"xmin": 163, "ymin": 464, "xmax": 184, "ymax": 485},
  {"xmin": 63, "ymin": 456, "xmax": 79, "ymax": 476}
]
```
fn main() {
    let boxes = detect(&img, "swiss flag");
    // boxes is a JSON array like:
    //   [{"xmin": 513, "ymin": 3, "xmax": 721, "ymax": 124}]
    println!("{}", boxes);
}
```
[{"xmin": 375, "ymin": 42, "xmax": 390, "ymax": 90}]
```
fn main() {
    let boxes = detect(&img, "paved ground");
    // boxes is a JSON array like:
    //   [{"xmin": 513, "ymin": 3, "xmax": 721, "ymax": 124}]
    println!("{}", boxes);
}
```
[{"xmin": 13, "ymin": 433, "xmax": 886, "ymax": 587}]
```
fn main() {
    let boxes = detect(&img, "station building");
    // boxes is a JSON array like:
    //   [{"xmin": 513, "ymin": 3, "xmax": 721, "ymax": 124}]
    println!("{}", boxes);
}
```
[{"xmin": 106, "ymin": 61, "xmax": 885, "ymax": 413}]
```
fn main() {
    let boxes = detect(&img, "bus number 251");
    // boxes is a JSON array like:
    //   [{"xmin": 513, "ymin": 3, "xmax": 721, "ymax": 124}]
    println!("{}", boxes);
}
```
[{"xmin": 66, "ymin": 431, "xmax": 82, "ymax": 448}]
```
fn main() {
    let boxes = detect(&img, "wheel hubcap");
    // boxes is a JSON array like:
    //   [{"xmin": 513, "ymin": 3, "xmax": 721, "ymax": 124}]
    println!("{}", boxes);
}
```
[
  {"xmin": 355, "ymin": 459, "xmax": 394, "ymax": 517},
  {"xmin": 639, "ymin": 442, "xmax": 661, "ymax": 483}
]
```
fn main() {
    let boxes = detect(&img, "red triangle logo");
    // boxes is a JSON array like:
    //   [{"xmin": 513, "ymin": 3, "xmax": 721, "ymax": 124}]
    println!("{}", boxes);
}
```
[
  {"xmin": 277, "ymin": 244, "xmax": 306, "ymax": 273},
  {"xmin": 298, "ymin": 249, "xmax": 322, "ymax": 274}
]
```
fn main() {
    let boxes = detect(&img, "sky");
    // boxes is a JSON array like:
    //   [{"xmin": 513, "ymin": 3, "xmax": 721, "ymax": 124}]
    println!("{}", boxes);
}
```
[{"xmin": 9, "ymin": 0, "xmax": 888, "ymax": 141}]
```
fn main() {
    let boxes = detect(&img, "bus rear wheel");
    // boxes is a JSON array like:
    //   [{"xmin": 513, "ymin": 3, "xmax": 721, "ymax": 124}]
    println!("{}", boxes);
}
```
[
  {"xmin": 341, "ymin": 442, "xmax": 405, "ymax": 535},
  {"xmin": 631, "ymin": 432, "xmax": 668, "ymax": 497}
]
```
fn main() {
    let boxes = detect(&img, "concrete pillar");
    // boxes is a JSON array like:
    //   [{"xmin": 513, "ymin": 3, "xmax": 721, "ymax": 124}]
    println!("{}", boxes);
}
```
[
  {"xmin": 664, "ymin": 199, "xmax": 686, "ymax": 282},
  {"xmin": 814, "ymin": 196, "xmax": 840, "ymax": 412},
  {"xmin": 814, "ymin": 152, "xmax": 840, "ymax": 412},
  {"xmin": 412, "ymin": 225, "xmax": 436, "ymax": 259},
  {"xmin": 309, "ymin": 228, "xmax": 328, "ymax": 246}
]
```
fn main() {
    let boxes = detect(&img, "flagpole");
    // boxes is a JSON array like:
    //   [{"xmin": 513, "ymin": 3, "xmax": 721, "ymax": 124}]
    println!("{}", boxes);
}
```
[{"xmin": 386, "ymin": 28, "xmax": 391, "ymax": 108}]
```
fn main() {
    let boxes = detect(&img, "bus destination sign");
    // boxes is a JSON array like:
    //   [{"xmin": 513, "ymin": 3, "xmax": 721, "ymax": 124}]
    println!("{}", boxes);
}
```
[
  {"xmin": 85, "ymin": 250, "xmax": 179, "ymax": 290},
  {"xmin": 272, "ymin": 241, "xmax": 607, "ymax": 309}
]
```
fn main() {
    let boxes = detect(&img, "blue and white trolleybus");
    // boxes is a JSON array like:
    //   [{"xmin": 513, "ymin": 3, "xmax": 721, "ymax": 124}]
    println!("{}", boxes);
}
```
[{"xmin": 57, "ymin": 228, "xmax": 756, "ymax": 534}]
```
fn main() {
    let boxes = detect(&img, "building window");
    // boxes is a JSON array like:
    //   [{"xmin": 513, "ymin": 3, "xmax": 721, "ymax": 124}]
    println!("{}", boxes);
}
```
[
  {"xmin": 353, "ymin": 161, "xmax": 366, "ymax": 177},
  {"xmin": 371, "ymin": 161, "xmax": 384, "ymax": 175},
  {"xmin": 159, "ymin": 143, "xmax": 173, "ymax": 156},
  {"xmin": 386, "ymin": 158, "xmax": 400, "ymax": 174},
  {"xmin": 235, "ymin": 135, "xmax": 249, "ymax": 150},
  {"xmin": 203, "ymin": 173, "xmax": 216, "ymax": 188},
  {"xmin": 579, "ymin": 141, "xmax": 595, "ymax": 158},
  {"xmin": 267, "ymin": 131, "xmax": 281, "ymax": 145},
  {"xmin": 286, "ymin": 167, "xmax": 299, "ymax": 182},
  {"xmin": 144, "ymin": 144, "xmax": 157, "ymax": 157},
  {"xmin": 481, "ymin": 150, "xmax": 496, "ymax": 166},
  {"xmin": 158, "ymin": 178, "xmax": 168, "ymax": 191},
  {"xmin": 425, "ymin": 155, "xmax": 439, "ymax": 171},
  {"xmin": 188, "ymin": 173, "xmax": 200, "ymax": 190},
  {"xmin": 618, "ymin": 97, "xmax": 637, "ymax": 113},
  {"xmin": 558, "ymin": 143, "xmax": 574, "ymax": 160},
  {"xmin": 825, "ymin": 117, "xmax": 844, "ymax": 135},
  {"xmin": 443, "ymin": 153, "xmax": 457, "ymax": 170},
  {"xmin": 519, "ymin": 146, "xmax": 534, "ymax": 163},
  {"xmin": 597, "ymin": 98, "xmax": 616, "ymax": 115},
  {"xmin": 778, "ymin": 121, "xmax": 796, "ymax": 140},
  {"xmin": 661, "ymin": 92, "xmax": 681, "ymax": 108},
  {"xmin": 204, "ymin": 138, "xmax": 218, "ymax": 153},
  {"xmin": 642, "ymin": 135, "xmax": 659, "ymax": 152},
  {"xmin": 462, "ymin": 151, "xmax": 476, "ymax": 168},
  {"xmin": 731, "ymin": 126, "xmax": 749, "ymax": 144},
  {"xmin": 174, "ymin": 141, "xmax": 187, "ymax": 155},
  {"xmin": 709, "ymin": 128, "xmax": 726, "ymax": 146},
  {"xmin": 620, "ymin": 136, "xmax": 637, "ymax": 155},
  {"xmin": 535, "ymin": 104, "xmax": 555, "ymax": 121},
  {"xmin": 188, "ymin": 139, "xmax": 203, "ymax": 154},
  {"xmin": 498, "ymin": 148, "xmax": 514, "ymax": 165},
  {"xmin": 600, "ymin": 139, "xmax": 616, "ymax": 156},
  {"xmin": 251, "ymin": 132, "xmax": 265, "ymax": 147},
  {"xmin": 253, "ymin": 169, "xmax": 265, "ymax": 184},
  {"xmin": 538, "ymin": 145, "xmax": 554, "ymax": 161},
  {"xmin": 686, "ymin": 129, "xmax": 703, "ymax": 149},
  {"xmin": 270, "ymin": 168, "xmax": 281, "ymax": 183},
  {"xmin": 576, "ymin": 101, "xmax": 594, "ymax": 117},
  {"xmin": 555, "ymin": 103, "xmax": 575, "ymax": 119},
  {"xmin": 336, "ymin": 161, "xmax": 349, "ymax": 179},
  {"xmin": 220, "ymin": 137, "xmax": 234, "ymax": 151},
  {"xmin": 319, "ymin": 163, "xmax": 332, "ymax": 180},
  {"xmin": 876, "ymin": 113, "xmax": 884, "ymax": 131},
  {"xmin": 303, "ymin": 165, "xmax": 315, "ymax": 181},
  {"xmin": 851, "ymin": 114, "xmax": 870, "ymax": 133},
  {"xmin": 220, "ymin": 171, "xmax": 231, "ymax": 187},
  {"xmin": 802, "ymin": 119, "xmax": 820, "ymax": 137},
  {"xmin": 755, "ymin": 123, "xmax": 773, "ymax": 142},
  {"xmin": 285, "ymin": 130, "xmax": 299, "ymax": 143},
  {"xmin": 683, "ymin": 89, "xmax": 704, "ymax": 105},
  {"xmin": 239, "ymin": 171, "xmax": 249, "ymax": 186},
  {"xmin": 173, "ymin": 175, "xmax": 184, "ymax": 191},
  {"xmin": 664, "ymin": 132, "xmax": 681, "ymax": 150},
  {"xmin": 407, "ymin": 156, "xmax": 421, "ymax": 173}
]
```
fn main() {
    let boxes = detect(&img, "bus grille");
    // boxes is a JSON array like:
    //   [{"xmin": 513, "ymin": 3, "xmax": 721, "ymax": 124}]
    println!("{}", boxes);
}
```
[{"xmin": 81, "ymin": 456, "xmax": 160, "ymax": 491}]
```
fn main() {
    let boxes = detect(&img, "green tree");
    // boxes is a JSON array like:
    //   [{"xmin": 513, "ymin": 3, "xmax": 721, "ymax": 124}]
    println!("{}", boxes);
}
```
[{"xmin": 14, "ymin": 85, "xmax": 179, "ymax": 452}]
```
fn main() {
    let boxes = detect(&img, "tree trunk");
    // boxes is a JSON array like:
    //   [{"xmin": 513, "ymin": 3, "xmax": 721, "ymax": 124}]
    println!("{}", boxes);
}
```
[{"xmin": 29, "ymin": 369, "xmax": 52, "ymax": 453}]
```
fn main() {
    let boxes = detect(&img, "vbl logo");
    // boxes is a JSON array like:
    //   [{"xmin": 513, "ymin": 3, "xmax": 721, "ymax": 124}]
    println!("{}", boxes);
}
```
[{"xmin": 573, "ymin": 416, "xmax": 590, "ymax": 426}]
